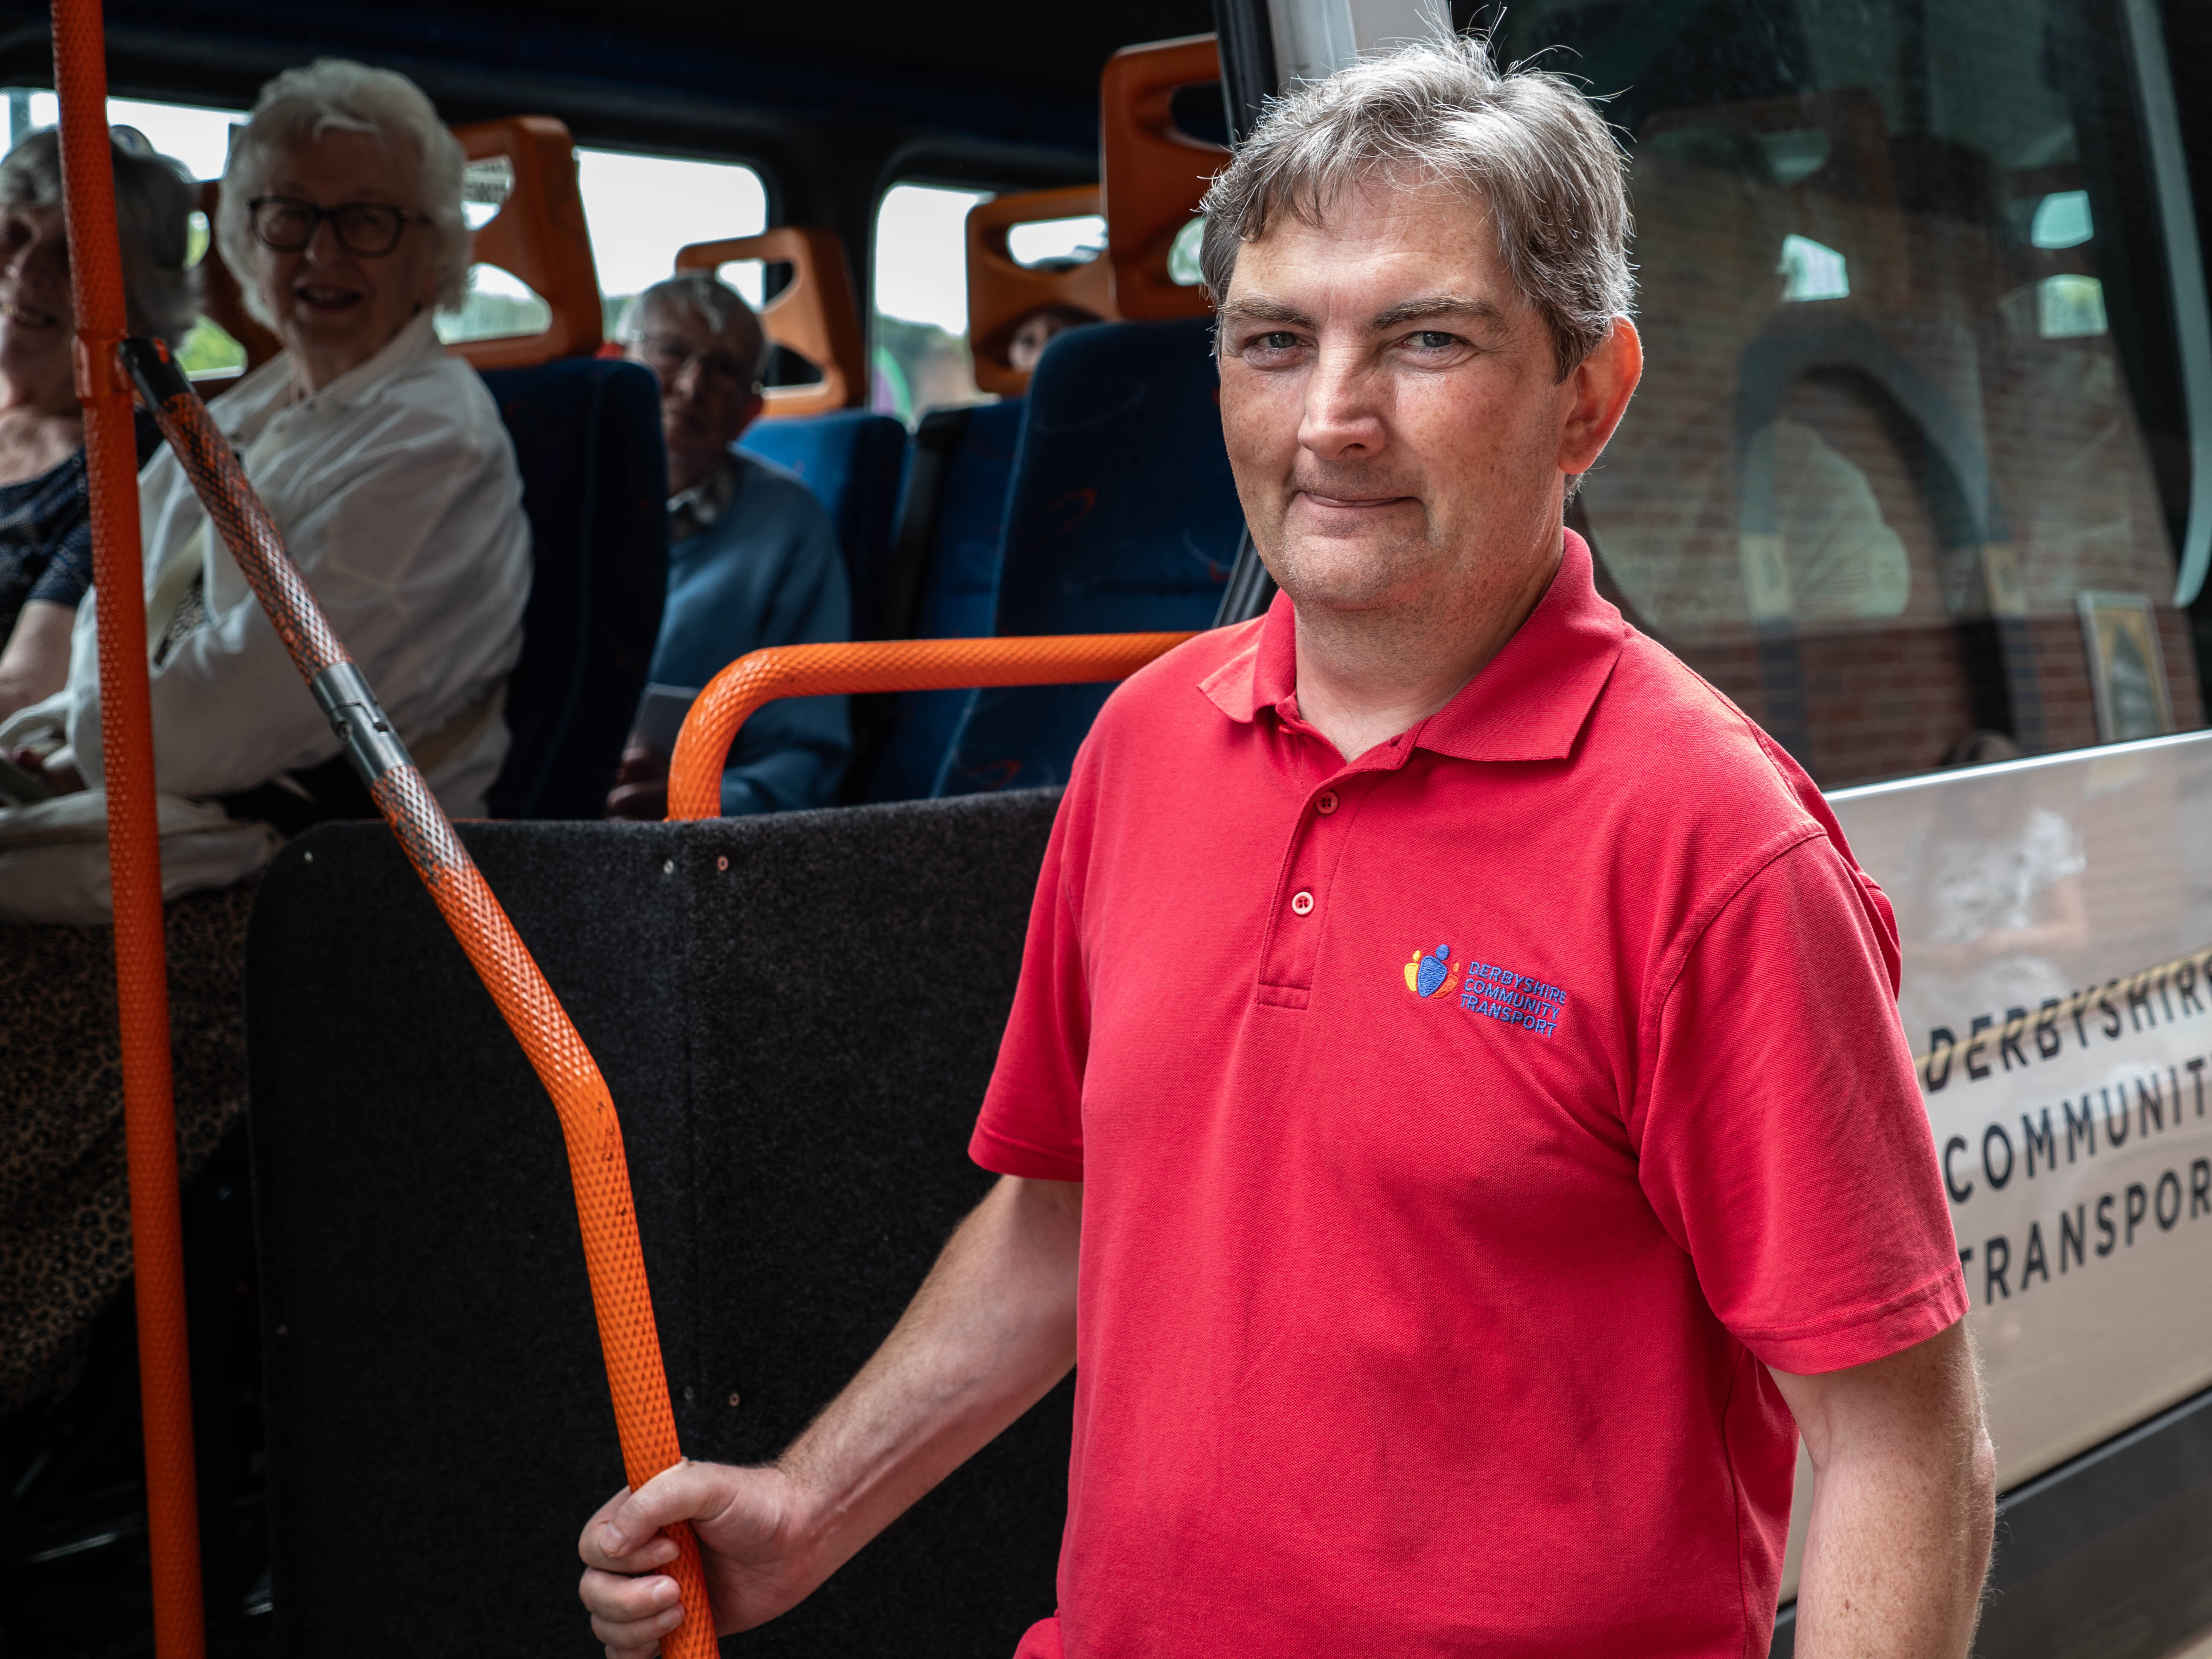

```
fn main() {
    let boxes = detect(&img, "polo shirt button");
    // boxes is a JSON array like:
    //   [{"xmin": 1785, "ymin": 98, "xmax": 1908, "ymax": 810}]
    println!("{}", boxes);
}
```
[
  {"xmin": 1290, "ymin": 890, "xmax": 1315, "ymax": 916},
  {"xmin": 1315, "ymin": 791, "xmax": 1339, "ymax": 815}
]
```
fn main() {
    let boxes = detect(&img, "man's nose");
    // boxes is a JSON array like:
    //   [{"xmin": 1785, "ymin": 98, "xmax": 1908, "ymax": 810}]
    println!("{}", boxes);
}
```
[{"xmin": 1298, "ymin": 343, "xmax": 1386, "ymax": 460}]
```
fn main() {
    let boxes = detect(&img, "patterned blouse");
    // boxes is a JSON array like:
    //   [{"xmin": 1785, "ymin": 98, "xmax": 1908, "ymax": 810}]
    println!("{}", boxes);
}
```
[{"xmin": 0, "ymin": 412, "xmax": 159, "ymax": 643}]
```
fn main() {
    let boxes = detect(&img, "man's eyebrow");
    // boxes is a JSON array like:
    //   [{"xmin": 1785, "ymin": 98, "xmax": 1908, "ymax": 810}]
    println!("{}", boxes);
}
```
[
  {"xmin": 1371, "ymin": 294, "xmax": 1511, "ymax": 331},
  {"xmin": 1216, "ymin": 297, "xmax": 1314, "ymax": 327}
]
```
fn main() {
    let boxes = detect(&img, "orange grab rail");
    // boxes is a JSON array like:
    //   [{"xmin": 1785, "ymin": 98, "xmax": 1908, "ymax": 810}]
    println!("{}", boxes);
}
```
[
  {"xmin": 54, "ymin": 4, "xmax": 202, "ymax": 1653},
  {"xmin": 665, "ymin": 633, "xmax": 1199, "ymax": 819},
  {"xmin": 118, "ymin": 341, "xmax": 718, "ymax": 1659}
]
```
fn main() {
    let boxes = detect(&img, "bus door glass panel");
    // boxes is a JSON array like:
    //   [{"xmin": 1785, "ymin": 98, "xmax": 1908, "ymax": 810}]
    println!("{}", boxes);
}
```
[
  {"xmin": 1495, "ymin": 0, "xmax": 2203, "ymax": 789},
  {"xmin": 872, "ymin": 182, "xmax": 994, "ymax": 425}
]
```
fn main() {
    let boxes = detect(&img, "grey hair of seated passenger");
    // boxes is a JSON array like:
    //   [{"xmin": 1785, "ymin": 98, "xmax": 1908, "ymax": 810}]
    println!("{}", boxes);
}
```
[
  {"xmin": 216, "ymin": 58, "xmax": 472, "ymax": 327},
  {"xmin": 1198, "ymin": 32, "xmax": 1633, "ymax": 383},
  {"xmin": 0, "ymin": 128, "xmax": 199, "ymax": 343},
  {"xmin": 624, "ymin": 272, "xmax": 771, "ymax": 388}
]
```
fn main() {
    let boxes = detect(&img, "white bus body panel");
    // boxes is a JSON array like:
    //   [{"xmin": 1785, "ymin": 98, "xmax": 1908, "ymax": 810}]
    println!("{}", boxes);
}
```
[{"xmin": 1782, "ymin": 730, "xmax": 2212, "ymax": 1601}]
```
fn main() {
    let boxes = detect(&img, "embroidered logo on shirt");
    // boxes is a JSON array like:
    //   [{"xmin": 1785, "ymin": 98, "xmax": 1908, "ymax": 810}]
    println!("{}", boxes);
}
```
[
  {"xmin": 1403, "ymin": 943, "xmax": 1461, "ymax": 999},
  {"xmin": 1458, "ymin": 958, "xmax": 1567, "ymax": 1038}
]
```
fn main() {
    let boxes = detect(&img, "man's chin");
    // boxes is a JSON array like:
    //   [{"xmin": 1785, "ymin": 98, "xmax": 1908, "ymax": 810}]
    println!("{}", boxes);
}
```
[{"xmin": 1269, "ymin": 532, "xmax": 1435, "ymax": 605}]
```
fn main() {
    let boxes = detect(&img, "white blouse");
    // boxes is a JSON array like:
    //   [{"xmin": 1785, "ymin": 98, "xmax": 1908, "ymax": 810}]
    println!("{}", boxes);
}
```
[{"xmin": 6, "ymin": 309, "xmax": 533, "ymax": 816}]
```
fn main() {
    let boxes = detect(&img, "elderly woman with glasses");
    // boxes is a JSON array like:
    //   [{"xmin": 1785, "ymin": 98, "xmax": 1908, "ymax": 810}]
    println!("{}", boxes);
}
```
[{"xmin": 0, "ymin": 56, "xmax": 530, "ymax": 917}]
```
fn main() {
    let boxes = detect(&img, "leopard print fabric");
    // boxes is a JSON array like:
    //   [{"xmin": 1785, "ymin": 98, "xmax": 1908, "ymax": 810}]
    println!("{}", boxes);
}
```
[{"xmin": 0, "ymin": 884, "xmax": 256, "ymax": 1412}]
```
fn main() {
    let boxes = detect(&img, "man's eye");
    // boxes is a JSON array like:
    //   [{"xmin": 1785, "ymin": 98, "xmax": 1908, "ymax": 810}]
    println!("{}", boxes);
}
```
[{"xmin": 1410, "ymin": 331, "xmax": 1457, "ymax": 349}]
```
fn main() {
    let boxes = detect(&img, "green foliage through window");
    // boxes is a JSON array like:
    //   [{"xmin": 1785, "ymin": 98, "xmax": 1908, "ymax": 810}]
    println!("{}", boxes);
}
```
[{"xmin": 176, "ymin": 316, "xmax": 246, "ymax": 379}]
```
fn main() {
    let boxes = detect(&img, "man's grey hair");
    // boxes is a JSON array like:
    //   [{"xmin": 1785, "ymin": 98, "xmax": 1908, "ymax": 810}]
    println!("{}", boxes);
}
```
[
  {"xmin": 625, "ymin": 271, "xmax": 770, "ymax": 388},
  {"xmin": 1199, "ymin": 33, "xmax": 1633, "ymax": 381},
  {"xmin": 0, "ymin": 128, "xmax": 198, "ymax": 343},
  {"xmin": 218, "ymin": 58, "xmax": 472, "ymax": 327}
]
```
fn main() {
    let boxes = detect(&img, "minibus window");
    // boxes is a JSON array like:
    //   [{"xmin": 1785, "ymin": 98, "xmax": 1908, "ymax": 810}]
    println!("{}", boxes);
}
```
[
  {"xmin": 1490, "ymin": 0, "xmax": 2209, "ymax": 785},
  {"xmin": 575, "ymin": 148, "xmax": 768, "ymax": 340},
  {"xmin": 871, "ymin": 180, "xmax": 992, "ymax": 424},
  {"xmin": 1008, "ymin": 213, "xmax": 1106, "ymax": 269}
]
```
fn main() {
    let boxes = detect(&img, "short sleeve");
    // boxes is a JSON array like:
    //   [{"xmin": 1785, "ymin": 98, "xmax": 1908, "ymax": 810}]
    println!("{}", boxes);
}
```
[
  {"xmin": 1635, "ymin": 835, "xmax": 1968, "ymax": 1374},
  {"xmin": 968, "ymin": 791, "xmax": 1091, "ymax": 1184}
]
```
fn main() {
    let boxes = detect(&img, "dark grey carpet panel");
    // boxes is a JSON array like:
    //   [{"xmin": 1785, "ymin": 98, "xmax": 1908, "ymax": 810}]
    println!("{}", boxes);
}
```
[{"xmin": 244, "ymin": 793, "xmax": 1067, "ymax": 1658}]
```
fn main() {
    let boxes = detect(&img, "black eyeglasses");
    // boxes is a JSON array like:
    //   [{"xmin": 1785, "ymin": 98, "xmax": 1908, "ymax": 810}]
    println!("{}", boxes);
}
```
[
  {"xmin": 634, "ymin": 334, "xmax": 759, "ymax": 396},
  {"xmin": 247, "ymin": 196, "xmax": 422, "ymax": 258}
]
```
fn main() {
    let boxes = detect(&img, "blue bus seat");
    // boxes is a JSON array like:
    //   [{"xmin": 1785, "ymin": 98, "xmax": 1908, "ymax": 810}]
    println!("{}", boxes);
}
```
[
  {"xmin": 860, "ymin": 398, "xmax": 1025, "ymax": 801},
  {"xmin": 934, "ymin": 317, "xmax": 1242, "ymax": 796},
  {"xmin": 739, "ymin": 410, "xmax": 910, "ymax": 638},
  {"xmin": 480, "ymin": 357, "xmax": 669, "ymax": 820}
]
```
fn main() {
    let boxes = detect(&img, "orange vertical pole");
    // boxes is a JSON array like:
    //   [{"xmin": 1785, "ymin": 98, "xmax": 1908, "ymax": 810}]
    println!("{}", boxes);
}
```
[{"xmin": 51, "ymin": 3, "xmax": 205, "ymax": 1654}]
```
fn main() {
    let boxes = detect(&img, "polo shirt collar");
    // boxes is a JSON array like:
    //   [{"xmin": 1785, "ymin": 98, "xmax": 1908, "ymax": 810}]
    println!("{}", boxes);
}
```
[{"xmin": 1197, "ymin": 528, "xmax": 1626, "ymax": 764}]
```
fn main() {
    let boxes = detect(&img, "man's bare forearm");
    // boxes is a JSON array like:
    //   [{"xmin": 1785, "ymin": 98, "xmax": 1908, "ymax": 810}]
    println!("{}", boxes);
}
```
[
  {"xmin": 775, "ymin": 1174, "xmax": 1081, "ymax": 1591},
  {"xmin": 1778, "ymin": 1322, "xmax": 1997, "ymax": 1658}
]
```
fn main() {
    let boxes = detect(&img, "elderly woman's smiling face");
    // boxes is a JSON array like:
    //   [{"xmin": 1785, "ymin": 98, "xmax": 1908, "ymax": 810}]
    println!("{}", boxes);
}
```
[{"xmin": 249, "ymin": 128, "xmax": 437, "ymax": 391}]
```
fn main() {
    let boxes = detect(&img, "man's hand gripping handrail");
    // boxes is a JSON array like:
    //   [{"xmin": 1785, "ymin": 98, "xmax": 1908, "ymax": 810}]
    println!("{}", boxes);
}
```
[
  {"xmin": 119, "ymin": 336, "xmax": 719, "ymax": 1659},
  {"xmin": 664, "ymin": 633, "xmax": 1200, "ymax": 819}
]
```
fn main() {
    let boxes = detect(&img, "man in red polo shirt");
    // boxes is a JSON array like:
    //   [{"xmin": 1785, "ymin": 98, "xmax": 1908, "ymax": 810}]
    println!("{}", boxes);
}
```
[{"xmin": 578, "ymin": 35, "xmax": 1995, "ymax": 1659}]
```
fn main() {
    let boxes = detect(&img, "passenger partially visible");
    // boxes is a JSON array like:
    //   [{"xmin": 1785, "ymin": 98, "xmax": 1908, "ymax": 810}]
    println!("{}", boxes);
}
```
[
  {"xmin": 1005, "ymin": 302, "xmax": 1099, "ymax": 375},
  {"xmin": 0, "ymin": 128, "xmax": 192, "ymax": 722},
  {"xmin": 0, "ymin": 58, "xmax": 531, "ymax": 919},
  {"xmin": 605, "ymin": 272, "xmax": 850, "ymax": 819}
]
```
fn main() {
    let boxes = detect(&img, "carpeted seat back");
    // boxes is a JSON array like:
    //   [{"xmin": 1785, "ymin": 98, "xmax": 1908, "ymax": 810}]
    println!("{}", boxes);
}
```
[{"xmin": 245, "ymin": 794, "xmax": 1067, "ymax": 1658}]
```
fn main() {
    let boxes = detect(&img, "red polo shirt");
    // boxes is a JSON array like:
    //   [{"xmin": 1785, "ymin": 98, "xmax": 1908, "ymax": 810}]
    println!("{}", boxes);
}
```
[{"xmin": 972, "ymin": 532, "xmax": 1967, "ymax": 1658}]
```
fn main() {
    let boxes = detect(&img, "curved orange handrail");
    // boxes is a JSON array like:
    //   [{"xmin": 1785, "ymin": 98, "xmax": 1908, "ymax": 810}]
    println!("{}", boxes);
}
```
[
  {"xmin": 121, "ymin": 340, "xmax": 717, "ymax": 1659},
  {"xmin": 52, "ymin": 4, "xmax": 203, "ymax": 1652},
  {"xmin": 665, "ymin": 633, "xmax": 1198, "ymax": 819}
]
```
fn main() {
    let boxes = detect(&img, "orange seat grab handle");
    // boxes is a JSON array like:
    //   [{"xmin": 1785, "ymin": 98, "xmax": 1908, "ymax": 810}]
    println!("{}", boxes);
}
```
[
  {"xmin": 665, "ymin": 633, "xmax": 1197, "ymax": 819},
  {"xmin": 119, "ymin": 339, "xmax": 719, "ymax": 1659}
]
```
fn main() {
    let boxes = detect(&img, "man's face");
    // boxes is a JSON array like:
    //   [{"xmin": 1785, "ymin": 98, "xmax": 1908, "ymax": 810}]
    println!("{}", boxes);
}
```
[
  {"xmin": 1217, "ymin": 176, "xmax": 1624, "ymax": 620},
  {"xmin": 630, "ymin": 304, "xmax": 763, "ymax": 477}
]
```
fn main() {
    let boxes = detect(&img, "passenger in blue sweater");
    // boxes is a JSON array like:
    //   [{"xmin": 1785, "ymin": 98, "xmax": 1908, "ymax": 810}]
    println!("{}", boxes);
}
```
[{"xmin": 606, "ymin": 272, "xmax": 850, "ymax": 818}]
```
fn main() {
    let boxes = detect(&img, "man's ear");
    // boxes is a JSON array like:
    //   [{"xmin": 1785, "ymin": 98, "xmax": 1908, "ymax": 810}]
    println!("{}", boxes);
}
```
[
  {"xmin": 732, "ymin": 390, "xmax": 766, "ymax": 441},
  {"xmin": 1558, "ymin": 317, "xmax": 1642, "ymax": 477}
]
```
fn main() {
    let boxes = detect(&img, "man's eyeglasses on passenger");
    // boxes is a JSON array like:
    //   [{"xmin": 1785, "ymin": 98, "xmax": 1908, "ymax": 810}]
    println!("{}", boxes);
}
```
[
  {"xmin": 247, "ymin": 197, "xmax": 421, "ymax": 259},
  {"xmin": 634, "ymin": 334, "xmax": 760, "ymax": 396}
]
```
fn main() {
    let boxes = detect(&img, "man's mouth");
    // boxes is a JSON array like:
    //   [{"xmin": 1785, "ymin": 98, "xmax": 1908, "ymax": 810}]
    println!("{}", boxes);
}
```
[
  {"xmin": 294, "ymin": 283, "xmax": 366, "ymax": 313},
  {"xmin": 1297, "ymin": 489, "xmax": 1415, "ymax": 511}
]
